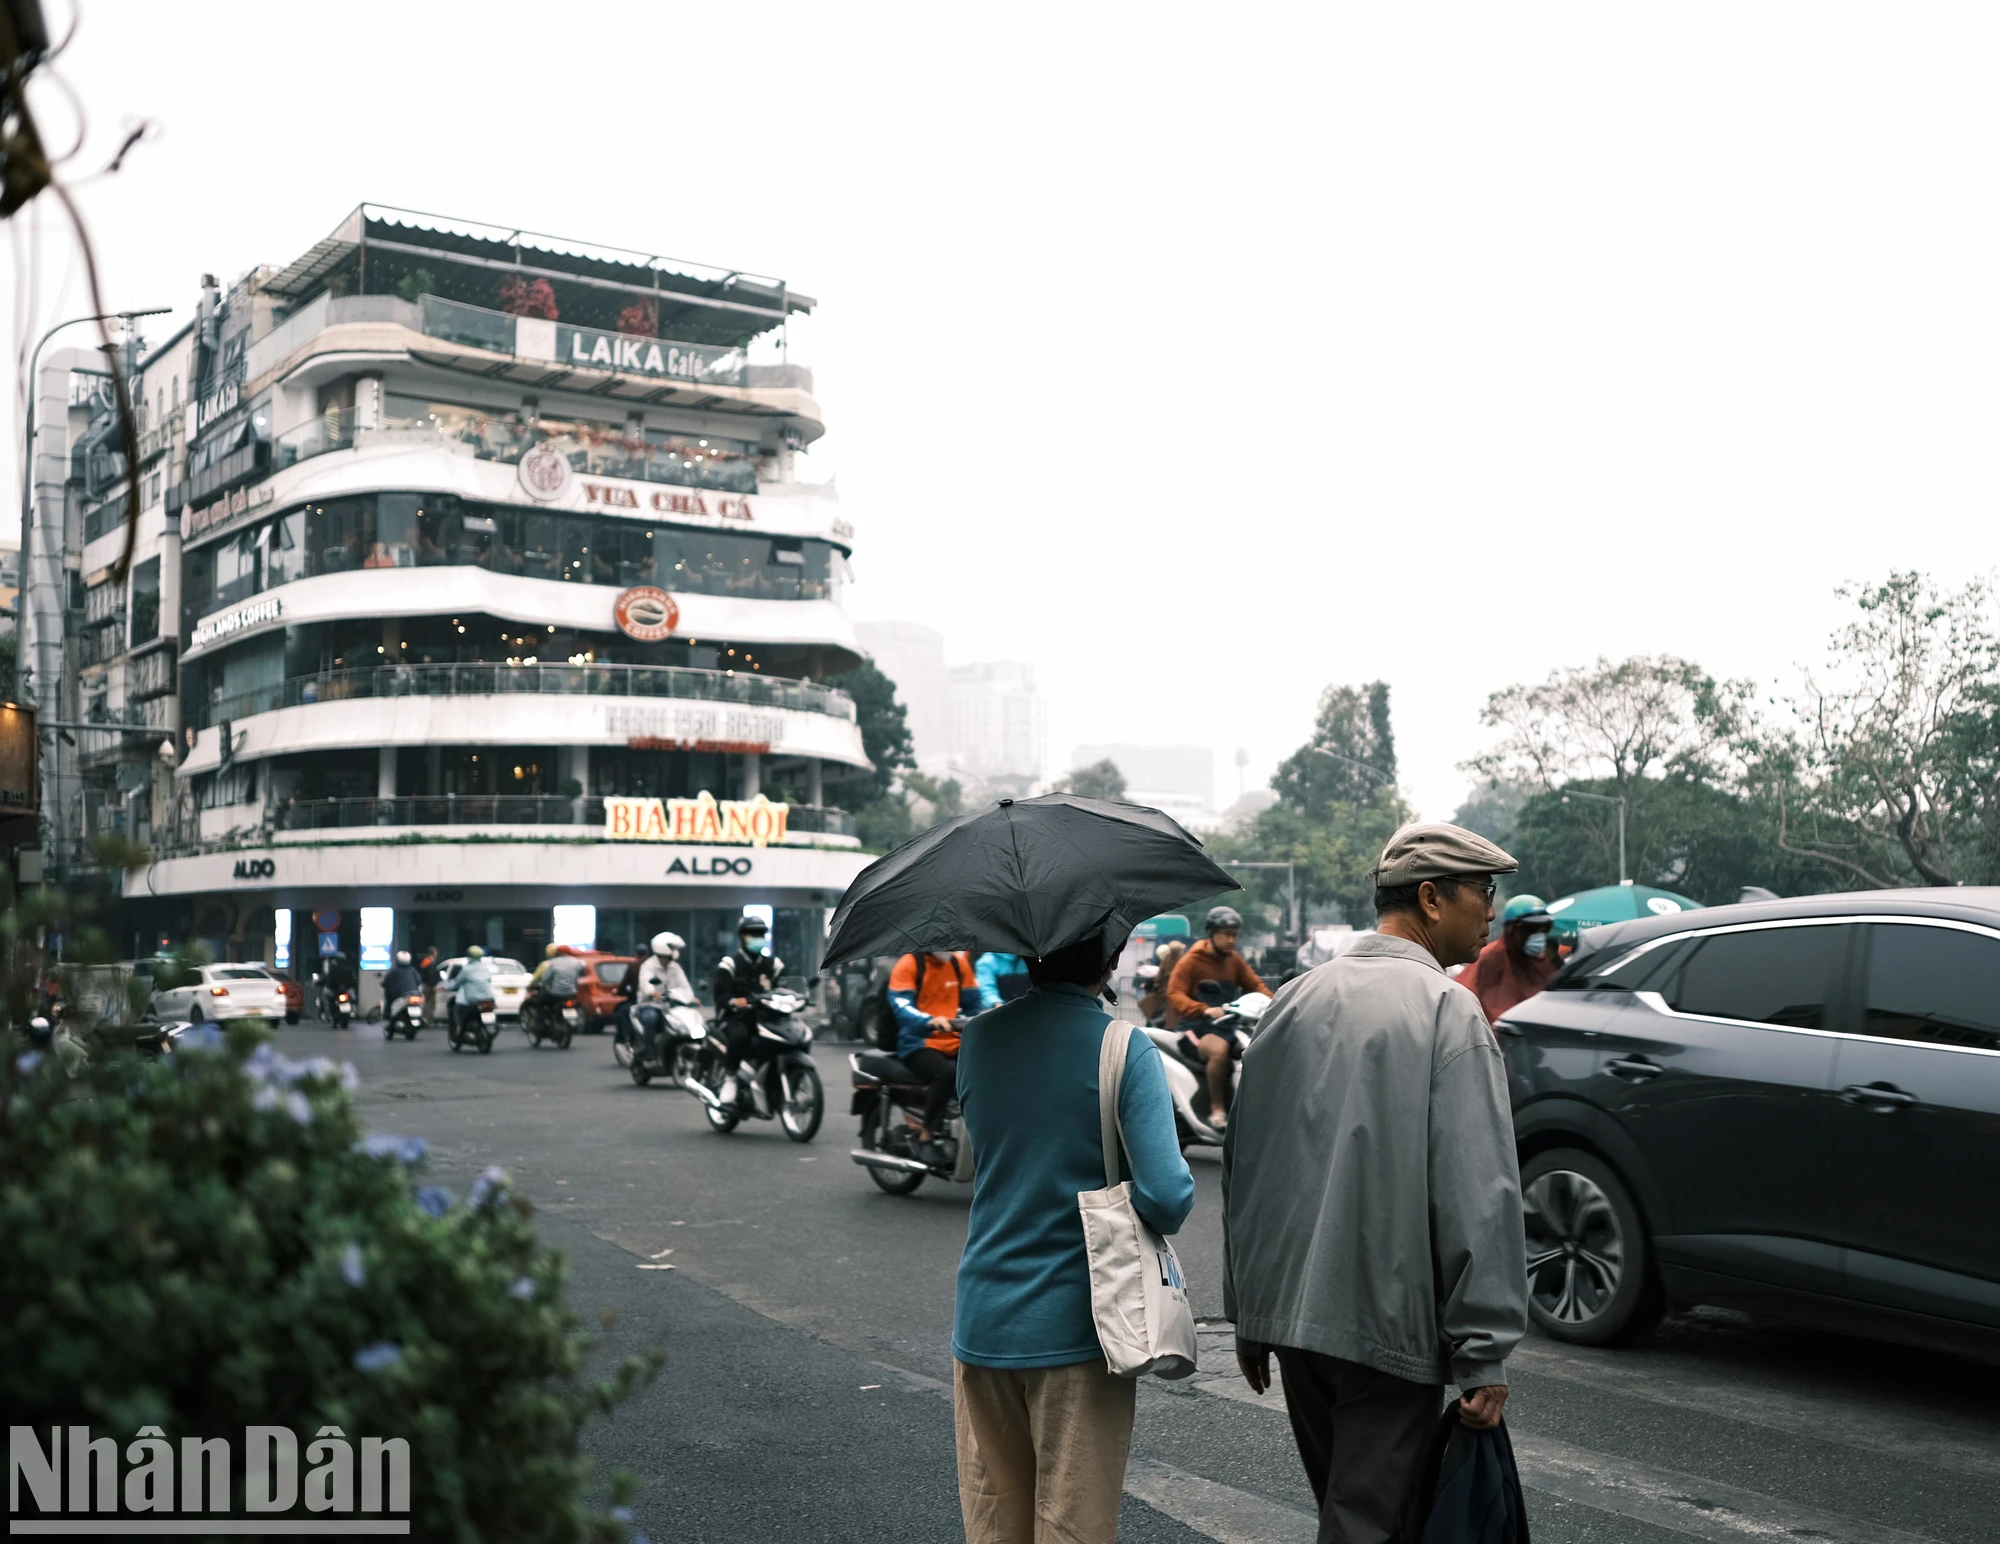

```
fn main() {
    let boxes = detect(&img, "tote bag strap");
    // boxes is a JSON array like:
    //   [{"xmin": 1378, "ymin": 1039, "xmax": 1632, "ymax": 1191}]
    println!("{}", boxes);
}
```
[{"xmin": 1097, "ymin": 1018, "xmax": 1134, "ymax": 1189}]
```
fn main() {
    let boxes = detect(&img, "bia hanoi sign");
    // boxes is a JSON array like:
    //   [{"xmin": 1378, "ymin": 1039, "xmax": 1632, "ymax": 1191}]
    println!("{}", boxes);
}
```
[
  {"xmin": 613, "ymin": 586, "xmax": 679, "ymax": 641},
  {"xmin": 603, "ymin": 791, "xmax": 789, "ymax": 846}
]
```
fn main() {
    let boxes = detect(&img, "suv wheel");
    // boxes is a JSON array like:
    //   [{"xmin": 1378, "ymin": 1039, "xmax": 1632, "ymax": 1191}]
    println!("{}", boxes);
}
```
[{"xmin": 1520, "ymin": 1148, "xmax": 1663, "ymax": 1345}]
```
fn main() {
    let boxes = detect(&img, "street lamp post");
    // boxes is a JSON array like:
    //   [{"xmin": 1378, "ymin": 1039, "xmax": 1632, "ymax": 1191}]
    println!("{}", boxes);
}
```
[
  {"xmin": 1226, "ymin": 860, "xmax": 1298, "ymax": 943},
  {"xmin": 1309, "ymin": 745, "xmax": 1395, "ymax": 788},
  {"xmin": 1561, "ymin": 787, "xmax": 1628, "ymax": 885},
  {"xmin": 18, "ymin": 308, "xmax": 172, "ymax": 874}
]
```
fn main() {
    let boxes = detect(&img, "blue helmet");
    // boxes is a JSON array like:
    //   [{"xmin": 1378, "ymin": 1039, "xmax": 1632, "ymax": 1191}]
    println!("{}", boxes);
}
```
[{"xmin": 1501, "ymin": 894, "xmax": 1548, "ymax": 924}]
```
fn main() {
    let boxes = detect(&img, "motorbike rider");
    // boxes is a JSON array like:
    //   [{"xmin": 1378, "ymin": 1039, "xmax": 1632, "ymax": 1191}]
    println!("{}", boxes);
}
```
[
  {"xmin": 889, "ymin": 949, "xmax": 978, "ymax": 1158},
  {"xmin": 972, "ymin": 951, "xmax": 1029, "ymax": 1011},
  {"xmin": 1456, "ymin": 893, "xmax": 1560, "ymax": 1026},
  {"xmin": 1166, "ymin": 906, "xmax": 1271, "ymax": 1129},
  {"xmin": 450, "ymin": 945, "xmax": 496, "ymax": 1036},
  {"xmin": 714, "ymin": 915, "xmax": 785, "ymax": 1108},
  {"xmin": 528, "ymin": 943, "xmax": 585, "ymax": 1035},
  {"xmin": 634, "ymin": 931, "xmax": 695, "ymax": 1064},
  {"xmin": 381, "ymin": 950, "xmax": 423, "ymax": 1012},
  {"xmin": 318, "ymin": 951, "xmax": 358, "ymax": 1021}
]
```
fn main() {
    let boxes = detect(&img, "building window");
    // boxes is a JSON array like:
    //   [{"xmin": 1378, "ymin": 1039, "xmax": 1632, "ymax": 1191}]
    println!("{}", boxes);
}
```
[
  {"xmin": 200, "ymin": 763, "xmax": 259, "ymax": 809},
  {"xmin": 130, "ymin": 557, "xmax": 161, "ymax": 646}
]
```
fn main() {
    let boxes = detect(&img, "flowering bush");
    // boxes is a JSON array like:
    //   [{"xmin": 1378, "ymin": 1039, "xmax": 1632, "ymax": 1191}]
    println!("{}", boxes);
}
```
[
  {"xmin": 498, "ymin": 276, "xmax": 560, "ymax": 319},
  {"xmin": 0, "ymin": 1024, "xmax": 660, "ymax": 1540}
]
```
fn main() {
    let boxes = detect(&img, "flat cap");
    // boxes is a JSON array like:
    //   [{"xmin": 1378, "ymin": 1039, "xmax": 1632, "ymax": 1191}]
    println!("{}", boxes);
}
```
[{"xmin": 1373, "ymin": 822, "xmax": 1518, "ymax": 887}]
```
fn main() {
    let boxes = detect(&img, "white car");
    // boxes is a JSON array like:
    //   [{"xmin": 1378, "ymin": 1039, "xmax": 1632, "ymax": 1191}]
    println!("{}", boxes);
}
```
[
  {"xmin": 429, "ymin": 956, "xmax": 531, "ymax": 1022},
  {"xmin": 151, "ymin": 963, "xmax": 290, "ymax": 1025}
]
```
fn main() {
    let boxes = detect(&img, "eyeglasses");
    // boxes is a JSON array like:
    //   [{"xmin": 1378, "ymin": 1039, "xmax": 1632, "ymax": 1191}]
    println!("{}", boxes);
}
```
[{"xmin": 1453, "ymin": 877, "xmax": 1499, "ymax": 903}]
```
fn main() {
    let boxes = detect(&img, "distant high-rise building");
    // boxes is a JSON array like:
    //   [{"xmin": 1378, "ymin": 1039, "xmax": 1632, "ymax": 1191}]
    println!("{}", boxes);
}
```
[
  {"xmin": 1070, "ymin": 744, "xmax": 1215, "ymax": 809},
  {"xmin": 855, "ymin": 620, "xmax": 949, "ymax": 768},
  {"xmin": 949, "ymin": 661, "xmax": 1047, "ymax": 786}
]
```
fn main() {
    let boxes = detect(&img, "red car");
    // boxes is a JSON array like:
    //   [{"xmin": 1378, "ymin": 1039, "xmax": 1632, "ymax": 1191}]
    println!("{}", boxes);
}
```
[
  {"xmin": 259, "ymin": 967, "xmax": 304, "ymax": 1024},
  {"xmin": 575, "ymin": 953, "xmax": 635, "ymax": 1032}
]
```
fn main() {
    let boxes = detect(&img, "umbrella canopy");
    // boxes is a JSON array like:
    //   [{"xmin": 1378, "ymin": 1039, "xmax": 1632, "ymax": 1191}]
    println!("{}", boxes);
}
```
[
  {"xmin": 821, "ymin": 794, "xmax": 1238, "ymax": 969},
  {"xmin": 1545, "ymin": 883, "xmax": 1703, "ymax": 931}
]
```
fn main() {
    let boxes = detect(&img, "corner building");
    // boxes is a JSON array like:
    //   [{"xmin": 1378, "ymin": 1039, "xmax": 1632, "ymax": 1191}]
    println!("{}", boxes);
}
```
[{"xmin": 129, "ymin": 206, "xmax": 873, "ymax": 993}]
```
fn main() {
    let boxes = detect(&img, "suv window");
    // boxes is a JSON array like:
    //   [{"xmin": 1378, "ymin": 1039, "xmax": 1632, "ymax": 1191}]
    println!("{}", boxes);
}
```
[
  {"xmin": 1666, "ymin": 925, "xmax": 1842, "ymax": 1029},
  {"xmin": 1551, "ymin": 935, "xmax": 1695, "ymax": 992},
  {"xmin": 1863, "ymin": 924, "xmax": 2000, "ymax": 1052}
]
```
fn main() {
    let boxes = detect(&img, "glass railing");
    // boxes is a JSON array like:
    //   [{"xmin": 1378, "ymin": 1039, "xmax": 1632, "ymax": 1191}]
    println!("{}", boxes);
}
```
[
  {"xmin": 198, "ymin": 661, "xmax": 857, "ymax": 731},
  {"xmin": 269, "ymin": 409, "xmax": 762, "ymax": 494},
  {"xmin": 271, "ymin": 795, "xmax": 854, "ymax": 838}
]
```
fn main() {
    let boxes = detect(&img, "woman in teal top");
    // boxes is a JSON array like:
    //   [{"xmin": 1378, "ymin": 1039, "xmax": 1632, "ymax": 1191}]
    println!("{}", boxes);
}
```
[{"xmin": 950, "ymin": 934, "xmax": 1194, "ymax": 1543}]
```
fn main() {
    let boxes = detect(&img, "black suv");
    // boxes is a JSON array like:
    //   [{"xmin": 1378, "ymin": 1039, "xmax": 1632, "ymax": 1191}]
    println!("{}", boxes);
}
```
[{"xmin": 1500, "ymin": 888, "xmax": 2000, "ymax": 1360}]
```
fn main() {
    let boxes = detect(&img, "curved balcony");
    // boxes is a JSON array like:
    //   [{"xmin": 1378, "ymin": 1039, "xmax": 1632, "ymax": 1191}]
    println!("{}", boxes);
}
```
[
  {"xmin": 269, "ymin": 795, "xmax": 855, "ymax": 839},
  {"xmin": 199, "ymin": 661, "xmax": 855, "ymax": 733}
]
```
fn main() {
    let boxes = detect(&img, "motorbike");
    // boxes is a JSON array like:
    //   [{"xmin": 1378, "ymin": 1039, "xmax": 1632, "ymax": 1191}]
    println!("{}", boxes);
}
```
[
  {"xmin": 523, "ymin": 990, "xmax": 580, "ymax": 1050},
  {"xmin": 384, "ymin": 993, "xmax": 426, "ymax": 1040},
  {"xmin": 687, "ymin": 989, "xmax": 822, "ymax": 1141},
  {"xmin": 1141, "ymin": 990, "xmax": 1272, "ymax": 1149},
  {"xmin": 321, "ymin": 985, "xmax": 355, "ymax": 1029},
  {"xmin": 614, "ymin": 994, "xmax": 707, "ymax": 1085},
  {"xmin": 134, "ymin": 1020, "xmax": 195, "ymax": 1059},
  {"xmin": 847, "ymin": 1037, "xmax": 974, "ymax": 1195},
  {"xmin": 447, "ymin": 998, "xmax": 499, "ymax": 1054}
]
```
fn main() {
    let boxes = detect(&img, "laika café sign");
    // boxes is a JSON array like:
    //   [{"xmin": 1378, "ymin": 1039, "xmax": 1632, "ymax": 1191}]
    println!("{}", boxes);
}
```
[
  {"xmin": 604, "ymin": 791, "xmax": 789, "ymax": 847},
  {"xmin": 9, "ymin": 1422, "xmax": 412, "ymax": 1531},
  {"xmin": 559, "ymin": 325, "xmax": 746, "ymax": 386}
]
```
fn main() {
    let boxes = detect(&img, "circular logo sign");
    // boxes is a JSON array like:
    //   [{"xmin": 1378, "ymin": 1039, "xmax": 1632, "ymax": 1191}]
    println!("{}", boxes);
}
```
[
  {"xmin": 517, "ymin": 444, "xmax": 574, "ymax": 501},
  {"xmin": 615, "ymin": 586, "xmax": 680, "ymax": 641},
  {"xmin": 1646, "ymin": 896, "xmax": 1684, "ymax": 915}
]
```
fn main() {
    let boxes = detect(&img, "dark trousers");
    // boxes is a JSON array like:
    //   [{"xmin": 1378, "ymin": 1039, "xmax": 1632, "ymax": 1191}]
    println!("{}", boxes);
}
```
[
  {"xmin": 720, "ymin": 1011, "xmax": 754, "ymax": 1073},
  {"xmin": 1272, "ymin": 1346, "xmax": 1442, "ymax": 1544},
  {"xmin": 903, "ymin": 1046, "xmax": 957, "ymax": 1134}
]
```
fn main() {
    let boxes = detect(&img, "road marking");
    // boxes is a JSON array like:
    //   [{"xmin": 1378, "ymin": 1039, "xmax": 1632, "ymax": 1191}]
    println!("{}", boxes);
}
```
[
  {"xmin": 1508, "ymin": 1340, "xmax": 1998, "ymax": 1479},
  {"xmin": 1515, "ymin": 1431, "xmax": 1947, "ymax": 1544},
  {"xmin": 1183, "ymin": 1327, "xmax": 1957, "ymax": 1544},
  {"xmin": 636, "ymin": 1263, "xmax": 675, "ymax": 1271},
  {"xmin": 1122, "ymin": 1459, "xmax": 1317, "ymax": 1544}
]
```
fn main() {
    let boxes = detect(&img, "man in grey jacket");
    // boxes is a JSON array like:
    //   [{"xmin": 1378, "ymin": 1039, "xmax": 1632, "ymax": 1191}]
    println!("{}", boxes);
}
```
[{"xmin": 1222, "ymin": 822, "xmax": 1529, "ymax": 1544}]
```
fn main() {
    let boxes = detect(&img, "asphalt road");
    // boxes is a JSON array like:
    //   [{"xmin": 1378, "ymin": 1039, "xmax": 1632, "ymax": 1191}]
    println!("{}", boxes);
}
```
[{"xmin": 287, "ymin": 1017, "xmax": 2000, "ymax": 1544}]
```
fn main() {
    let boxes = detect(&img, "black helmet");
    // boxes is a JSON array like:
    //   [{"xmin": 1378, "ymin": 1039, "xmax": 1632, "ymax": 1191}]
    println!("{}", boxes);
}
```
[{"xmin": 1205, "ymin": 906, "xmax": 1243, "ymax": 933}]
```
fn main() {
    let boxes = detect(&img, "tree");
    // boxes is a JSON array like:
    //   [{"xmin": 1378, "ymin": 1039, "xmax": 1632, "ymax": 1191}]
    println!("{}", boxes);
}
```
[
  {"xmin": 1465, "ymin": 655, "xmax": 1753, "ymax": 893},
  {"xmin": 1055, "ymin": 759, "xmax": 1126, "ymax": 801},
  {"xmin": 825, "ymin": 661, "xmax": 930, "ymax": 852},
  {"xmin": 827, "ymin": 661, "xmax": 914, "ymax": 807},
  {"xmin": 1218, "ymin": 682, "xmax": 1409, "ymax": 928},
  {"xmin": 1450, "ymin": 777, "xmax": 1533, "ymax": 848},
  {"xmin": 1753, "ymin": 572, "xmax": 2000, "ymax": 887}
]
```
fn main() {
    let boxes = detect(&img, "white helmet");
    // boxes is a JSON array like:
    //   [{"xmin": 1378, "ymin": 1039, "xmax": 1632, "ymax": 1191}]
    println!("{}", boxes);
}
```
[
  {"xmin": 651, "ymin": 931, "xmax": 684, "ymax": 960},
  {"xmin": 395, "ymin": 950, "xmax": 411, "ymax": 965}
]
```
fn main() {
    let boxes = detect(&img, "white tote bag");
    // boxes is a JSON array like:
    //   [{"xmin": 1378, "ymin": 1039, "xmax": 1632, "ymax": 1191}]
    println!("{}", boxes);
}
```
[{"xmin": 1077, "ymin": 1019, "xmax": 1198, "ymax": 1380}]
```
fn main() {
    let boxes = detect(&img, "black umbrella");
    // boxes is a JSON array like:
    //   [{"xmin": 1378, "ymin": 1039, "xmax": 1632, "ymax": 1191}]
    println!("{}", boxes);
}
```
[{"xmin": 821, "ymin": 794, "xmax": 1238, "ymax": 969}]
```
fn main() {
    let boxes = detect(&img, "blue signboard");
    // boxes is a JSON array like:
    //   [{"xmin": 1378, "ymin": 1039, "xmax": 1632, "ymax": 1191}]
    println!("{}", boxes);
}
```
[{"xmin": 318, "ymin": 930, "xmax": 340, "ymax": 958}]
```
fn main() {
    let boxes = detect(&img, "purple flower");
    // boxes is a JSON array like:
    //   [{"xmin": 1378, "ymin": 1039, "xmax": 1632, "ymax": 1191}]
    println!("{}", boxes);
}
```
[
  {"xmin": 353, "ymin": 1342, "xmax": 402, "ymax": 1372},
  {"xmin": 415, "ymin": 1185, "xmax": 455, "ymax": 1217},
  {"xmin": 338, "ymin": 1062, "xmax": 360, "ymax": 1091},
  {"xmin": 610, "ymin": 1508, "xmax": 633, "ymax": 1524},
  {"xmin": 508, "ymin": 1276, "xmax": 535, "ymax": 1301},
  {"xmin": 340, "ymin": 1243, "xmax": 365, "ymax": 1288},
  {"xmin": 252, "ymin": 1085, "xmax": 281, "ymax": 1113},
  {"xmin": 179, "ymin": 1025, "xmax": 226, "ymax": 1052},
  {"xmin": 15, "ymin": 1050, "xmax": 43, "ymax": 1074},
  {"xmin": 469, "ymin": 1166, "xmax": 508, "ymax": 1208},
  {"xmin": 284, "ymin": 1091, "xmax": 312, "ymax": 1125},
  {"xmin": 356, "ymin": 1132, "xmax": 428, "ymax": 1165}
]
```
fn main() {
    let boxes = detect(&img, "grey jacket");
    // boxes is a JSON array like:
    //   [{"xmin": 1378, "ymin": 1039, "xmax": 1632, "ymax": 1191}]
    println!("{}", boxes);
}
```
[{"xmin": 1222, "ymin": 933, "xmax": 1527, "ymax": 1389}]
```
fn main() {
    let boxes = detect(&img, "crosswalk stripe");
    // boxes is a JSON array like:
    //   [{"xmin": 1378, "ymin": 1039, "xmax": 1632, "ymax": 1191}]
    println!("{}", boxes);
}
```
[{"xmin": 1122, "ymin": 1459, "xmax": 1317, "ymax": 1544}]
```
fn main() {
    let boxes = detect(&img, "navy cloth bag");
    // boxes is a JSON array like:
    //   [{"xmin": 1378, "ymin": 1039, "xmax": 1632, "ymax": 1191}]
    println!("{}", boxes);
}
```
[{"xmin": 1401, "ymin": 1407, "xmax": 1531, "ymax": 1544}]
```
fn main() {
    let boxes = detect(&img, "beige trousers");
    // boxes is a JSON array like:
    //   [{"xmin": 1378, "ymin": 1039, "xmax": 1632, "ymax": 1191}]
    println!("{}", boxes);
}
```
[{"xmin": 954, "ymin": 1358, "xmax": 1136, "ymax": 1544}]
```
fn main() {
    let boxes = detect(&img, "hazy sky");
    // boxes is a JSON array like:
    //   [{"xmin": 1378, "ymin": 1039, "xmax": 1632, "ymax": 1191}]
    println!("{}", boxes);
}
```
[{"xmin": 7, "ymin": 3, "xmax": 1996, "ymax": 819}]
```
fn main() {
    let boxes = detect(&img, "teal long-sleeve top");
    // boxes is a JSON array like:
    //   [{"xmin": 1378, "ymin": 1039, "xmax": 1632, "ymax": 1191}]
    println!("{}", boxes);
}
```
[{"xmin": 952, "ymin": 982, "xmax": 1196, "ymax": 1368}]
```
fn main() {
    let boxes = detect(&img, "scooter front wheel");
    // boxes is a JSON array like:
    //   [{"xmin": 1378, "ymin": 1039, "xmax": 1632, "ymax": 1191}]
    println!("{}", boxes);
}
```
[{"xmin": 778, "ymin": 1061, "xmax": 824, "ymax": 1143}]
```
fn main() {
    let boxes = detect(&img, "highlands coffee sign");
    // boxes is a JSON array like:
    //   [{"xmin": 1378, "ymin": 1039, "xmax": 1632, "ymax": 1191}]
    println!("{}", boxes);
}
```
[
  {"xmin": 604, "ymin": 791, "xmax": 790, "ymax": 846},
  {"xmin": 190, "ymin": 596, "xmax": 282, "ymax": 649}
]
